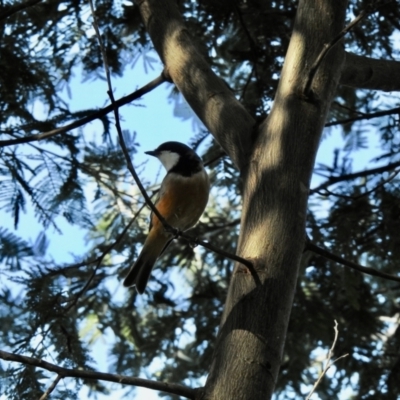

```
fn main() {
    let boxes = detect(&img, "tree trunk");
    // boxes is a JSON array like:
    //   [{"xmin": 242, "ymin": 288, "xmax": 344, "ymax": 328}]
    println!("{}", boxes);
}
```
[{"xmin": 204, "ymin": 1, "xmax": 347, "ymax": 398}]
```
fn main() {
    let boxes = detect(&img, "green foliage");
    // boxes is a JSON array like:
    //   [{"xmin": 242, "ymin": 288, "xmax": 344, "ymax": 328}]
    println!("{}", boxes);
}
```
[
  {"xmin": 0, "ymin": 0, "xmax": 400, "ymax": 399},
  {"xmin": 0, "ymin": 228, "xmax": 33, "ymax": 268}
]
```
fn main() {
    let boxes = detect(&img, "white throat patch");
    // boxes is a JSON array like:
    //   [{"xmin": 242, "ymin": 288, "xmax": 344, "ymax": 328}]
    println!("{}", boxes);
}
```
[{"xmin": 157, "ymin": 151, "xmax": 180, "ymax": 171}]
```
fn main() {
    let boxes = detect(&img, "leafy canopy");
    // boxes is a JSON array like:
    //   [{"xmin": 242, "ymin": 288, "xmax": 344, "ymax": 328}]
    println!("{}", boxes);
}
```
[{"xmin": 0, "ymin": 0, "xmax": 400, "ymax": 399}]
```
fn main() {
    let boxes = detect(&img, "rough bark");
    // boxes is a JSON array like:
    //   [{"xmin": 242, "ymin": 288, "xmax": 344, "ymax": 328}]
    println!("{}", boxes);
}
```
[
  {"xmin": 204, "ymin": 0, "xmax": 347, "ymax": 398},
  {"xmin": 135, "ymin": 0, "xmax": 255, "ymax": 171},
  {"xmin": 341, "ymin": 52, "xmax": 400, "ymax": 91}
]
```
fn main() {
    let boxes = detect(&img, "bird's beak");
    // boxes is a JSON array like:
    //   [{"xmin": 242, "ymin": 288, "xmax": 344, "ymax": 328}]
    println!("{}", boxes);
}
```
[{"xmin": 145, "ymin": 150, "xmax": 157, "ymax": 157}]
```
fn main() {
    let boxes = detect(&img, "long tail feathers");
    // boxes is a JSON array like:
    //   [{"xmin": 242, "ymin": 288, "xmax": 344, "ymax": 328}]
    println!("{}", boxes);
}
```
[
  {"xmin": 123, "ymin": 252, "xmax": 157, "ymax": 293},
  {"xmin": 123, "ymin": 234, "xmax": 171, "ymax": 293}
]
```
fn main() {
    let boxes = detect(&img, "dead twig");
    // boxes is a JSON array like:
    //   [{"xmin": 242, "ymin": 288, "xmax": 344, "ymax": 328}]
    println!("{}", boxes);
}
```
[
  {"xmin": 305, "ymin": 321, "xmax": 349, "ymax": 400},
  {"xmin": 38, "ymin": 374, "xmax": 62, "ymax": 400}
]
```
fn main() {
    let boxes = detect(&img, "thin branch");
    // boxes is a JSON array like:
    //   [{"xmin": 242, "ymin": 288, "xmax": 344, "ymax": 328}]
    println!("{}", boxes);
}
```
[
  {"xmin": 239, "ymin": 64, "xmax": 256, "ymax": 102},
  {"xmin": 0, "ymin": 0, "xmax": 42, "ymax": 21},
  {"xmin": 306, "ymin": 321, "xmax": 348, "ymax": 400},
  {"xmin": 310, "ymin": 161, "xmax": 400, "ymax": 194},
  {"xmin": 325, "ymin": 106, "xmax": 400, "ymax": 127},
  {"xmin": 332, "ymin": 101, "xmax": 366, "ymax": 116},
  {"xmin": 234, "ymin": 4, "xmax": 261, "ymax": 91},
  {"xmin": 45, "ymin": 258, "xmax": 102, "ymax": 276},
  {"xmin": 314, "ymin": 168, "xmax": 400, "ymax": 200},
  {"xmin": 0, "ymin": 350, "xmax": 196, "ymax": 399},
  {"xmin": 0, "ymin": 74, "xmax": 166, "ymax": 148},
  {"xmin": 200, "ymin": 218, "xmax": 241, "ymax": 234},
  {"xmin": 90, "ymin": 0, "xmax": 253, "ymax": 271},
  {"xmin": 204, "ymin": 151, "xmax": 226, "ymax": 167},
  {"xmin": 307, "ymin": 242, "xmax": 400, "ymax": 283},
  {"xmin": 44, "ymin": 208, "xmax": 149, "ymax": 279},
  {"xmin": 303, "ymin": 1, "xmax": 385, "ymax": 97},
  {"xmin": 178, "ymin": 231, "xmax": 254, "ymax": 269},
  {"xmin": 234, "ymin": 5, "xmax": 258, "ymax": 54},
  {"xmin": 38, "ymin": 374, "xmax": 62, "ymax": 400},
  {"xmin": 42, "ymin": 213, "xmax": 141, "ymax": 276}
]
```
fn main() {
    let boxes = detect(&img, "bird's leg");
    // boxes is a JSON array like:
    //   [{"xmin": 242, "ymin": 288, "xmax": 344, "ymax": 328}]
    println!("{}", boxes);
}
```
[{"xmin": 165, "ymin": 225, "xmax": 180, "ymax": 238}]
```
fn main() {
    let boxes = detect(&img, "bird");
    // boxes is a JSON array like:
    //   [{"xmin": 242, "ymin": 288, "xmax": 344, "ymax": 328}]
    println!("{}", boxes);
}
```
[{"xmin": 123, "ymin": 141, "xmax": 210, "ymax": 293}]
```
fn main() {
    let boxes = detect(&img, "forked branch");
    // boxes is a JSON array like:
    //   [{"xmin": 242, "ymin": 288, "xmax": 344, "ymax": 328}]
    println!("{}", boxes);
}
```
[
  {"xmin": 305, "ymin": 321, "xmax": 348, "ymax": 400},
  {"xmin": 304, "ymin": 0, "xmax": 393, "ymax": 97}
]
